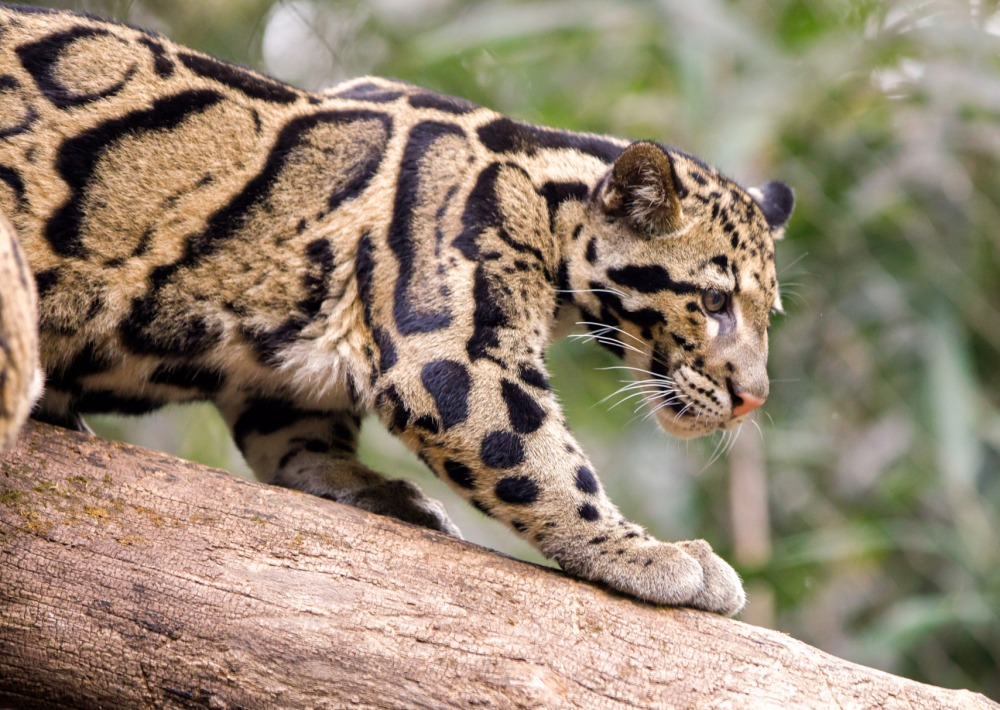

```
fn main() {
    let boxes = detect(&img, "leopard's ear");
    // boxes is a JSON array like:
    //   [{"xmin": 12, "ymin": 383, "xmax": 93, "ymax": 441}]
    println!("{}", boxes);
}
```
[
  {"xmin": 748, "ymin": 180, "xmax": 794, "ymax": 239},
  {"xmin": 598, "ymin": 141, "xmax": 685, "ymax": 236}
]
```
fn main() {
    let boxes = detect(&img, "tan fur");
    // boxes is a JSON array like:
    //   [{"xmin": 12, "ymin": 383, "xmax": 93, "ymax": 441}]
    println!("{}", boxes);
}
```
[
  {"xmin": 0, "ymin": 3, "xmax": 793, "ymax": 615},
  {"xmin": 0, "ymin": 212, "xmax": 39, "ymax": 449}
]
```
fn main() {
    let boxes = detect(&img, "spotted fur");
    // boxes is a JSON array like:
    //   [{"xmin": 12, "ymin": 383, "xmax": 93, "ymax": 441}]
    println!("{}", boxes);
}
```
[{"xmin": 0, "ymin": 3, "xmax": 793, "ymax": 615}]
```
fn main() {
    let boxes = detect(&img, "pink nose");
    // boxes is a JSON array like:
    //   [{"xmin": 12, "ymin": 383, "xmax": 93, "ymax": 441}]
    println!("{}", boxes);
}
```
[{"xmin": 732, "ymin": 391, "xmax": 766, "ymax": 418}]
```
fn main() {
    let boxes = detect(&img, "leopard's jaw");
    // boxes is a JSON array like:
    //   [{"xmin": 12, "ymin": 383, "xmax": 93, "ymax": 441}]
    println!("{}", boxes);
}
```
[{"xmin": 0, "ymin": 2, "xmax": 791, "ymax": 616}]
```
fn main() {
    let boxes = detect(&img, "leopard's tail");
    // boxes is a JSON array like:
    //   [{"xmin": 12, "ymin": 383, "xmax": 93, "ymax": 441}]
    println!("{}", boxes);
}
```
[{"xmin": 0, "ymin": 213, "xmax": 41, "ymax": 451}]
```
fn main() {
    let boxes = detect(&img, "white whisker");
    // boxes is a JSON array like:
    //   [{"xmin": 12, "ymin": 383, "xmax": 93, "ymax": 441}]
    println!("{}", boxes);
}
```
[
  {"xmin": 573, "ymin": 321, "xmax": 649, "ymax": 348},
  {"xmin": 597, "ymin": 365, "xmax": 673, "ymax": 381}
]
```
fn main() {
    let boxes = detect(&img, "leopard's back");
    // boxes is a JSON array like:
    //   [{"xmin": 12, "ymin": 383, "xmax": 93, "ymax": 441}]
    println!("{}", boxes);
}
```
[{"xmin": 0, "ymin": 5, "xmax": 416, "ymax": 413}]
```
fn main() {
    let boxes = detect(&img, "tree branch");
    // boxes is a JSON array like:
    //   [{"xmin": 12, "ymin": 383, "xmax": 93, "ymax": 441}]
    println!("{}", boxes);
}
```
[{"xmin": 0, "ymin": 421, "xmax": 995, "ymax": 709}]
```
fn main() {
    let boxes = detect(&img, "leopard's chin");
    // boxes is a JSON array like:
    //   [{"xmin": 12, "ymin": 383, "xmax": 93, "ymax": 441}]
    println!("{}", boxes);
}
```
[{"xmin": 652, "ymin": 407, "xmax": 726, "ymax": 440}]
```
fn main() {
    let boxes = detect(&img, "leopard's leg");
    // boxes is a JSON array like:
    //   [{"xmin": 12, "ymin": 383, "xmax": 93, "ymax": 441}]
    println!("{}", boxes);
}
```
[
  {"xmin": 31, "ymin": 387, "xmax": 92, "ymax": 433},
  {"xmin": 374, "ymin": 357, "xmax": 744, "ymax": 616},
  {"xmin": 216, "ymin": 397, "xmax": 461, "ymax": 537}
]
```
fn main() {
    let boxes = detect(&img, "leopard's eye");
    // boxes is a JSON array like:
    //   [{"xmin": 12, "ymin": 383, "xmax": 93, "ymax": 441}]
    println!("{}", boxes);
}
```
[{"xmin": 702, "ymin": 289, "xmax": 729, "ymax": 314}]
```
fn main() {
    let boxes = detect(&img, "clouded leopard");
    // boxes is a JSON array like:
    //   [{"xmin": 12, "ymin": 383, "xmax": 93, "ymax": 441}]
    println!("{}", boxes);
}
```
[{"xmin": 0, "ymin": 2, "xmax": 793, "ymax": 615}]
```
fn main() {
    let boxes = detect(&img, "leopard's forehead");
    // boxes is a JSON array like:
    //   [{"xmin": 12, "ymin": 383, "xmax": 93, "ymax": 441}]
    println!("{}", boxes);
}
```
[{"xmin": 667, "ymin": 151, "xmax": 781, "ymax": 314}]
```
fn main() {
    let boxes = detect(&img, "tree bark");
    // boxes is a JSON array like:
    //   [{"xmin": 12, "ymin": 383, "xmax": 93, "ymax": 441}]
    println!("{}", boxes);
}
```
[{"xmin": 0, "ymin": 421, "xmax": 995, "ymax": 710}]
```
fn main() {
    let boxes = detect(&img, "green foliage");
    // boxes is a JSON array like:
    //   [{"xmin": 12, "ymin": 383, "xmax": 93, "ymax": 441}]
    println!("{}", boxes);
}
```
[{"xmin": 45, "ymin": 0, "xmax": 1000, "ymax": 697}]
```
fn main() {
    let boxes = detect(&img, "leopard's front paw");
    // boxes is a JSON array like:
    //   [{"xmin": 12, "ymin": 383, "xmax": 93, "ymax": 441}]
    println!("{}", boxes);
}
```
[
  {"xmin": 556, "ymin": 537, "xmax": 744, "ymax": 616},
  {"xmin": 339, "ymin": 479, "xmax": 463, "ymax": 538}
]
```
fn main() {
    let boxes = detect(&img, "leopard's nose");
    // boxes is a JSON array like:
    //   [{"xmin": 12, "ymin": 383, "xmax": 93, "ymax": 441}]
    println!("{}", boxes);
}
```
[{"xmin": 731, "ymin": 390, "xmax": 766, "ymax": 418}]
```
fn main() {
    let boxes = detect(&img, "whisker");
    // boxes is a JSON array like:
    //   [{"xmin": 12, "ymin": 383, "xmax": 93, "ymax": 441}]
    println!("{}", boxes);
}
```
[
  {"xmin": 778, "ymin": 252, "xmax": 809, "ymax": 277},
  {"xmin": 598, "ymin": 381, "xmax": 670, "ymax": 402},
  {"xmin": 642, "ymin": 395, "xmax": 685, "ymax": 422},
  {"xmin": 609, "ymin": 389, "xmax": 665, "ymax": 411},
  {"xmin": 571, "ymin": 332, "xmax": 650, "ymax": 361},
  {"xmin": 597, "ymin": 365, "xmax": 673, "ymax": 381},
  {"xmin": 572, "ymin": 331, "xmax": 651, "ymax": 361},
  {"xmin": 726, "ymin": 425, "xmax": 743, "ymax": 457},
  {"xmin": 573, "ymin": 321, "xmax": 649, "ymax": 349},
  {"xmin": 700, "ymin": 431, "xmax": 728, "ymax": 473}
]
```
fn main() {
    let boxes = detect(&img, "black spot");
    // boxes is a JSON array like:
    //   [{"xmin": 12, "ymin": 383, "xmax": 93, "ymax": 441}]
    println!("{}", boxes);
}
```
[
  {"xmin": 408, "ymin": 91, "xmax": 477, "ymax": 114},
  {"xmin": 443, "ymin": 460, "xmax": 476, "ymax": 490},
  {"xmin": 512, "ymin": 520, "xmax": 528, "ymax": 533},
  {"xmin": 301, "ymin": 439, "xmax": 331, "ymax": 454},
  {"xmin": 585, "ymin": 238, "xmax": 598, "ymax": 264},
  {"xmin": 672, "ymin": 333, "xmax": 695, "ymax": 352},
  {"xmin": 45, "ymin": 343, "xmax": 114, "ymax": 391},
  {"xmin": 331, "ymin": 418, "xmax": 360, "ymax": 448},
  {"xmin": 302, "ymin": 238, "xmax": 334, "ymax": 310},
  {"xmin": 518, "ymin": 365, "xmax": 549, "ymax": 391},
  {"xmin": 138, "ymin": 37, "xmax": 174, "ymax": 77},
  {"xmin": 355, "ymin": 231, "xmax": 376, "ymax": 325},
  {"xmin": 179, "ymin": 52, "xmax": 299, "ymax": 104},
  {"xmin": 578, "ymin": 504, "xmax": 601, "ymax": 521},
  {"xmin": 0, "ymin": 164, "xmax": 26, "ymax": 208},
  {"xmin": 120, "ymin": 296, "xmax": 223, "ymax": 358},
  {"xmin": 376, "ymin": 386, "xmax": 411, "ymax": 434},
  {"xmin": 278, "ymin": 448, "xmax": 302, "ymax": 470},
  {"xmin": 539, "ymin": 181, "xmax": 589, "ymax": 235},
  {"xmin": 17, "ymin": 27, "xmax": 137, "ymax": 109},
  {"xmin": 333, "ymin": 82, "xmax": 404, "ymax": 102},
  {"xmin": 495, "ymin": 475, "xmax": 539, "ymax": 505},
  {"xmin": 73, "ymin": 390, "xmax": 163, "ymax": 414},
  {"xmin": 466, "ymin": 267, "xmax": 507, "ymax": 363},
  {"xmin": 413, "ymin": 414, "xmax": 441, "ymax": 434},
  {"xmin": 471, "ymin": 498, "xmax": 494, "ymax": 518},
  {"xmin": 575, "ymin": 466, "xmax": 598, "ymax": 494},
  {"xmin": 149, "ymin": 363, "xmax": 226, "ymax": 393},
  {"xmin": 501, "ymin": 380, "xmax": 546, "ymax": 434},
  {"xmin": 373, "ymin": 327, "xmax": 398, "ymax": 372},
  {"xmin": 480, "ymin": 431, "xmax": 525, "ymax": 469},
  {"xmin": 710, "ymin": 255, "xmax": 729, "ymax": 271},
  {"xmin": 590, "ymin": 536, "xmax": 608, "ymax": 545},
  {"xmin": 388, "ymin": 121, "xmax": 464, "ymax": 334},
  {"xmin": 232, "ymin": 397, "xmax": 325, "ymax": 450},
  {"xmin": 607, "ymin": 265, "xmax": 698, "ymax": 295},
  {"xmin": 420, "ymin": 360, "xmax": 471, "ymax": 430},
  {"xmin": 478, "ymin": 117, "xmax": 622, "ymax": 162},
  {"xmin": 33, "ymin": 268, "xmax": 60, "ymax": 299}
]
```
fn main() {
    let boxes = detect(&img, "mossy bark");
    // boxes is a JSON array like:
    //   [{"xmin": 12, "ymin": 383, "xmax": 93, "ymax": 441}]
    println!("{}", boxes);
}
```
[{"xmin": 0, "ymin": 421, "xmax": 995, "ymax": 709}]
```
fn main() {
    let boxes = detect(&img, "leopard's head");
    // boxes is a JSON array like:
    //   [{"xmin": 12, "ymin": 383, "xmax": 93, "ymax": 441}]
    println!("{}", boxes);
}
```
[{"xmin": 569, "ymin": 141, "xmax": 793, "ymax": 438}]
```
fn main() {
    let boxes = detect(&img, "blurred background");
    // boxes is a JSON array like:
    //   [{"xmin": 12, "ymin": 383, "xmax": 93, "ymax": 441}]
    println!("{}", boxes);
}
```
[{"xmin": 35, "ymin": 0, "xmax": 1000, "ymax": 698}]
